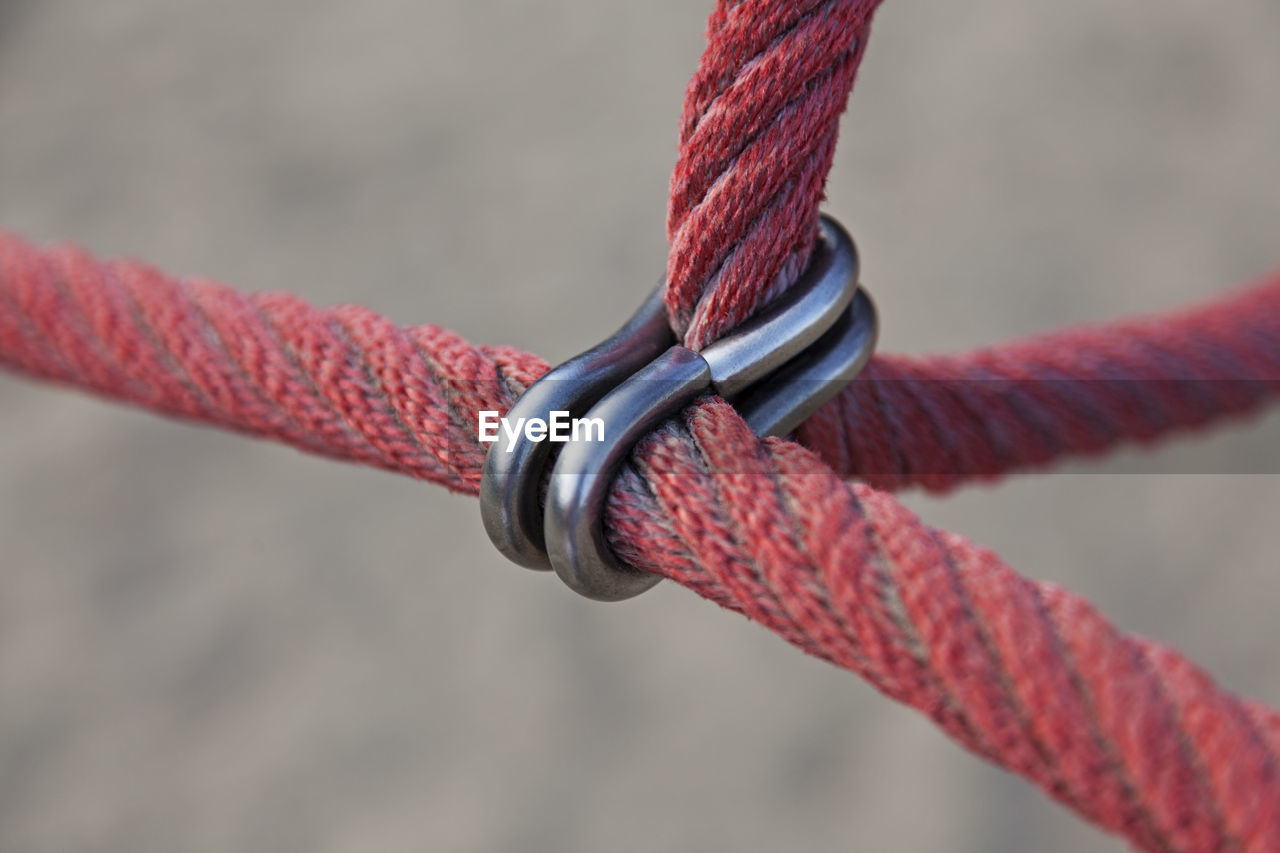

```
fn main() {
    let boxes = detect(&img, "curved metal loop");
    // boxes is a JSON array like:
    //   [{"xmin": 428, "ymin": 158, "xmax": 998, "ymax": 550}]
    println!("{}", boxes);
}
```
[
  {"xmin": 545, "ymin": 287, "xmax": 878, "ymax": 601},
  {"xmin": 545, "ymin": 348, "xmax": 710, "ymax": 601},
  {"xmin": 736, "ymin": 287, "xmax": 878, "ymax": 438},
  {"xmin": 700, "ymin": 214, "xmax": 859, "ymax": 398},
  {"xmin": 479, "ymin": 288, "xmax": 673, "ymax": 570},
  {"xmin": 479, "ymin": 214, "xmax": 877, "ymax": 600}
]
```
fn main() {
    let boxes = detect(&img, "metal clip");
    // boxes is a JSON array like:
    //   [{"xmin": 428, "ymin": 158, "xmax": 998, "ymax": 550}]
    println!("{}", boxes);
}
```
[{"xmin": 479, "ymin": 215, "xmax": 877, "ymax": 600}]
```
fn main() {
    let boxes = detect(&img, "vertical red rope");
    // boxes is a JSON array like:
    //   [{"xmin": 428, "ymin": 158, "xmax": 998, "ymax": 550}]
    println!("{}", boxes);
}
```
[{"xmin": 666, "ymin": 0, "xmax": 882, "ymax": 349}]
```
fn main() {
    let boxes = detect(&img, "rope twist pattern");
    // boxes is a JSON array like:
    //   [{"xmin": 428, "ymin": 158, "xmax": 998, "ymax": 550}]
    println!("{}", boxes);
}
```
[{"xmin": 3, "ymin": 1, "xmax": 1280, "ymax": 849}]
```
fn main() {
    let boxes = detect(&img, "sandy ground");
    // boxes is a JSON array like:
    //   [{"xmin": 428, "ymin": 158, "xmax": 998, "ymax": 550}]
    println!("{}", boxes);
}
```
[{"xmin": 2, "ymin": 2, "xmax": 1279, "ymax": 851}]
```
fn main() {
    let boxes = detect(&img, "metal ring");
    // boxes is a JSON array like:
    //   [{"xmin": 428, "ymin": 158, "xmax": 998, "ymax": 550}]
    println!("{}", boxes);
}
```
[
  {"xmin": 544, "ymin": 287, "xmax": 878, "ymax": 601},
  {"xmin": 700, "ymin": 214, "xmax": 860, "ymax": 398},
  {"xmin": 479, "ymin": 214, "xmax": 878, "ymax": 600},
  {"xmin": 479, "ymin": 288, "xmax": 673, "ymax": 570},
  {"xmin": 544, "ymin": 347, "xmax": 710, "ymax": 600},
  {"xmin": 736, "ymin": 287, "xmax": 878, "ymax": 437}
]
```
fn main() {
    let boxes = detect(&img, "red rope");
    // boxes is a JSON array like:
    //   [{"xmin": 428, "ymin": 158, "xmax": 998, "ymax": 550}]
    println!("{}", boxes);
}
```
[
  {"xmin": 610, "ymin": 405, "xmax": 1280, "ymax": 853},
  {"xmin": 801, "ymin": 272, "xmax": 1280, "ymax": 492},
  {"xmin": 5, "ymin": 233, "xmax": 1278, "ymax": 497},
  {"xmin": 667, "ymin": 0, "xmax": 881, "ymax": 350},
  {"xmin": 3, "ymin": 1, "xmax": 1280, "ymax": 849},
  {"xmin": 4, "ymin": 232, "xmax": 1280, "ymax": 850}
]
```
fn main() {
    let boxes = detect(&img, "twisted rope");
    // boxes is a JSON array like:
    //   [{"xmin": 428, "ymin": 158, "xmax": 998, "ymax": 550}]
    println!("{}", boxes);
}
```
[
  {"xmin": 666, "ymin": 0, "xmax": 881, "ymax": 349},
  {"xmin": 3, "ymin": 0, "xmax": 1280, "ymax": 849},
  {"xmin": 5, "ymin": 232, "xmax": 1280, "ymax": 851},
  {"xmin": 5, "ymin": 234, "xmax": 1278, "ymax": 498},
  {"xmin": 799, "ymin": 273, "xmax": 1280, "ymax": 492},
  {"xmin": 611, "ymin": 401, "xmax": 1280, "ymax": 853}
]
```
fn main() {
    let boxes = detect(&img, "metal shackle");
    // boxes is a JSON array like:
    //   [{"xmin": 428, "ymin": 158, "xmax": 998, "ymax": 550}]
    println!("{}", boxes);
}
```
[{"xmin": 479, "ymin": 215, "xmax": 878, "ymax": 600}]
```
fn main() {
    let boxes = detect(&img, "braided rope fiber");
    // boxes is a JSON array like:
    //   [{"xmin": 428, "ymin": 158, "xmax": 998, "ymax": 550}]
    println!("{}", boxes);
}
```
[{"xmin": 3, "ymin": 0, "xmax": 1280, "ymax": 849}]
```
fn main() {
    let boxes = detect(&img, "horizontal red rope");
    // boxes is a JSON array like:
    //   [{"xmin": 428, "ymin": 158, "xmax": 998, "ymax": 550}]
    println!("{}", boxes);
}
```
[
  {"xmin": 3, "ymin": 231, "xmax": 1280, "ymax": 851},
  {"xmin": 799, "ymin": 270, "xmax": 1280, "ymax": 492},
  {"xmin": 4, "ymin": 231, "xmax": 1278, "ymax": 495}
]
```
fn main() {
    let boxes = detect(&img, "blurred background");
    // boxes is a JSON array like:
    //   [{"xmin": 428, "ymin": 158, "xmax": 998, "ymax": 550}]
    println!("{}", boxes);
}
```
[{"xmin": 2, "ymin": 1, "xmax": 1279, "ymax": 850}]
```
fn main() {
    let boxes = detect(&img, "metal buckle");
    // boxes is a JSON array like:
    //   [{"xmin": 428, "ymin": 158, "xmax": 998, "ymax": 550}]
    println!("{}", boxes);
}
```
[{"xmin": 479, "ymin": 214, "xmax": 878, "ymax": 600}]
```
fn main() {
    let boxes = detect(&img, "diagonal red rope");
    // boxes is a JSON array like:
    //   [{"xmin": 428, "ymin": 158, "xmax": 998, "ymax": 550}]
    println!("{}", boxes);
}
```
[{"xmin": 610, "ymin": 403, "xmax": 1280, "ymax": 853}]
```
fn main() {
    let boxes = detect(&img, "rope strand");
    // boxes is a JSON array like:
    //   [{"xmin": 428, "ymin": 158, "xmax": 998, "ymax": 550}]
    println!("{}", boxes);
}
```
[
  {"xmin": 7, "ymin": 233, "xmax": 1279, "ymax": 496},
  {"xmin": 3, "ymin": 0, "xmax": 1279, "ymax": 848},
  {"xmin": 4, "ymin": 215, "xmax": 1280, "ymax": 853},
  {"xmin": 610, "ymin": 406, "xmax": 1280, "ymax": 852},
  {"xmin": 796, "ymin": 271, "xmax": 1280, "ymax": 491},
  {"xmin": 666, "ymin": 0, "xmax": 882, "ymax": 349}
]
